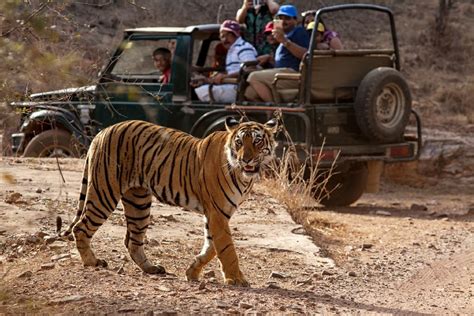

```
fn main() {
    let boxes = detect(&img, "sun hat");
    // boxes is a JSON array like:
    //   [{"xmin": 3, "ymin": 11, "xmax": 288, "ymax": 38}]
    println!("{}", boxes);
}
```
[
  {"xmin": 276, "ymin": 5, "xmax": 298, "ymax": 18},
  {"xmin": 220, "ymin": 20, "xmax": 240, "ymax": 37},
  {"xmin": 264, "ymin": 21, "xmax": 274, "ymax": 34}
]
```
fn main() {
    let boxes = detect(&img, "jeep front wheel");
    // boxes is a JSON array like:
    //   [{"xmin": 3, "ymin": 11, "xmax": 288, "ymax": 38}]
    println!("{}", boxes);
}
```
[
  {"xmin": 355, "ymin": 67, "xmax": 411, "ymax": 143},
  {"xmin": 23, "ymin": 129, "xmax": 82, "ymax": 158},
  {"xmin": 316, "ymin": 161, "xmax": 368, "ymax": 207}
]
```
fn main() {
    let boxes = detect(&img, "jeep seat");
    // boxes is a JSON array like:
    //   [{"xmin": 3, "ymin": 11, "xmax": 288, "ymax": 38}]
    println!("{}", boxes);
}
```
[{"xmin": 272, "ymin": 49, "xmax": 395, "ymax": 104}]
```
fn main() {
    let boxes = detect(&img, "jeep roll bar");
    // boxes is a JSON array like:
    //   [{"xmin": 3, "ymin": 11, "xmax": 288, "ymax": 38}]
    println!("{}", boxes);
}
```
[{"xmin": 305, "ymin": 4, "xmax": 400, "ymax": 106}]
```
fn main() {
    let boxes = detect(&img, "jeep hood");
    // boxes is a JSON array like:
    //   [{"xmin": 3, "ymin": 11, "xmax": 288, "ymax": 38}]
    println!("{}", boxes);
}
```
[{"xmin": 29, "ymin": 85, "xmax": 96, "ymax": 101}]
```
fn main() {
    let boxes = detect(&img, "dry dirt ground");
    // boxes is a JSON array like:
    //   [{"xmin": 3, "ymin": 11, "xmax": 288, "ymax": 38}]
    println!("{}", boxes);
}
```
[{"xmin": 0, "ymin": 158, "xmax": 473, "ymax": 315}]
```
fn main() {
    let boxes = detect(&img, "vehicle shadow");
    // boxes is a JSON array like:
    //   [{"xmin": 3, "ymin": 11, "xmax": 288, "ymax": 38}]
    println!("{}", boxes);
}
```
[
  {"xmin": 230, "ymin": 285, "xmax": 432, "ymax": 315},
  {"xmin": 305, "ymin": 204, "xmax": 474, "ymax": 223}
]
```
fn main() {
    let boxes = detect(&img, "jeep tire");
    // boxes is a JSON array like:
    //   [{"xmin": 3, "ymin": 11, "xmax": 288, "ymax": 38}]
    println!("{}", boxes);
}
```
[
  {"xmin": 317, "ymin": 161, "xmax": 368, "ymax": 207},
  {"xmin": 23, "ymin": 129, "xmax": 82, "ymax": 158},
  {"xmin": 355, "ymin": 67, "xmax": 411, "ymax": 142}
]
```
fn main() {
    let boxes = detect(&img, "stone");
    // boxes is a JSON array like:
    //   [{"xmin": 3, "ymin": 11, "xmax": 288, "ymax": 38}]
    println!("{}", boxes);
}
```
[
  {"xmin": 198, "ymin": 281, "xmax": 206, "ymax": 290},
  {"xmin": 270, "ymin": 271, "xmax": 287, "ymax": 279},
  {"xmin": 17, "ymin": 270, "xmax": 33, "ymax": 278},
  {"xmin": 321, "ymin": 270, "xmax": 335, "ymax": 276},
  {"xmin": 5, "ymin": 192, "xmax": 22, "ymax": 204},
  {"xmin": 375, "ymin": 210, "xmax": 392, "ymax": 216},
  {"xmin": 203, "ymin": 270, "xmax": 216, "ymax": 278},
  {"xmin": 348, "ymin": 271, "xmax": 357, "ymax": 277},
  {"xmin": 238, "ymin": 302, "xmax": 253, "ymax": 309},
  {"xmin": 51, "ymin": 253, "xmax": 71, "ymax": 261},
  {"xmin": 41, "ymin": 263, "xmax": 55, "ymax": 270},
  {"xmin": 267, "ymin": 282, "xmax": 280, "ymax": 289},
  {"xmin": 410, "ymin": 203, "xmax": 428, "ymax": 211},
  {"xmin": 361, "ymin": 243, "xmax": 373, "ymax": 250},
  {"xmin": 49, "ymin": 295, "xmax": 86, "ymax": 305}
]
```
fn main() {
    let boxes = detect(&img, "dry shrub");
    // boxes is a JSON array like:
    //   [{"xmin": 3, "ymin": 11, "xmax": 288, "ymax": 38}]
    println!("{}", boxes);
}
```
[
  {"xmin": 436, "ymin": 83, "xmax": 474, "ymax": 123},
  {"xmin": 261, "ymin": 128, "xmax": 337, "ymax": 212}
]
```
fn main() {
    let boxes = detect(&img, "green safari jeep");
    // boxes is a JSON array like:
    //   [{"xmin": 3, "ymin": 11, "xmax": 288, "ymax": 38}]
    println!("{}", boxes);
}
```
[{"xmin": 8, "ymin": 4, "xmax": 422, "ymax": 206}]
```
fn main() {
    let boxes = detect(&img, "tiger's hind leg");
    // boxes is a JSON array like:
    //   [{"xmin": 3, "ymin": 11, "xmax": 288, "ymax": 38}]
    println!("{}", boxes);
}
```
[
  {"xmin": 186, "ymin": 217, "xmax": 216, "ymax": 281},
  {"xmin": 122, "ymin": 187, "xmax": 165, "ymax": 274},
  {"xmin": 73, "ymin": 186, "xmax": 119, "ymax": 268}
]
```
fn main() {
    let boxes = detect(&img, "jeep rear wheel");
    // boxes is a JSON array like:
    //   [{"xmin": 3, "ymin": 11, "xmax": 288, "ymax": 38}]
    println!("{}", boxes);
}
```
[
  {"xmin": 355, "ymin": 67, "xmax": 411, "ymax": 142},
  {"xmin": 23, "ymin": 129, "xmax": 82, "ymax": 158},
  {"xmin": 316, "ymin": 162, "xmax": 368, "ymax": 207}
]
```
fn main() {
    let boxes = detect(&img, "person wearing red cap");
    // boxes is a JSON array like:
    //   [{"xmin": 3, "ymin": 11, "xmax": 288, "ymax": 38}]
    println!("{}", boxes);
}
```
[
  {"xmin": 245, "ymin": 4, "xmax": 310, "ymax": 102},
  {"xmin": 256, "ymin": 21, "xmax": 278, "ymax": 68},
  {"xmin": 194, "ymin": 20, "xmax": 257, "ymax": 103}
]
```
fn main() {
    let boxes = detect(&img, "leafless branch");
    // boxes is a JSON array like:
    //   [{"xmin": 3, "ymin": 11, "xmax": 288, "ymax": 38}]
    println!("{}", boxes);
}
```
[
  {"xmin": 1, "ymin": 2, "xmax": 48, "ymax": 37},
  {"xmin": 75, "ymin": 0, "xmax": 113, "ymax": 8}
]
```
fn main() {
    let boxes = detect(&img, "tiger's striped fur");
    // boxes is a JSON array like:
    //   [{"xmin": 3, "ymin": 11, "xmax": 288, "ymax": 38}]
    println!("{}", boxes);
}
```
[{"xmin": 60, "ymin": 118, "xmax": 278, "ymax": 286}]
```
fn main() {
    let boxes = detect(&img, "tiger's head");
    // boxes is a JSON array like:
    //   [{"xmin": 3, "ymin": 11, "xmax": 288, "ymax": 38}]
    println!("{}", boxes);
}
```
[{"xmin": 225, "ymin": 117, "xmax": 279, "ymax": 178}]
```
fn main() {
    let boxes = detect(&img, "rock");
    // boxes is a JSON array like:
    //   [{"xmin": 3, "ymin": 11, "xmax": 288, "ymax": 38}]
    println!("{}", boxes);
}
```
[
  {"xmin": 17, "ymin": 270, "xmax": 33, "ymax": 278},
  {"xmin": 348, "ymin": 271, "xmax": 357, "ymax": 277},
  {"xmin": 41, "ymin": 263, "xmax": 55, "ymax": 270},
  {"xmin": 117, "ymin": 264, "xmax": 125, "ymax": 275},
  {"xmin": 51, "ymin": 253, "xmax": 71, "ymax": 261},
  {"xmin": 5, "ymin": 192, "xmax": 22, "ymax": 204},
  {"xmin": 48, "ymin": 241, "xmax": 67, "ymax": 250},
  {"xmin": 25, "ymin": 235, "xmax": 41, "ymax": 244},
  {"xmin": 238, "ymin": 302, "xmax": 253, "ymax": 309},
  {"xmin": 35, "ymin": 188, "xmax": 42, "ymax": 193},
  {"xmin": 361, "ymin": 243, "xmax": 373, "ymax": 250},
  {"xmin": 198, "ymin": 281, "xmax": 206, "ymax": 290},
  {"xmin": 269, "ymin": 271, "xmax": 287, "ymax": 279},
  {"xmin": 410, "ymin": 203, "xmax": 428, "ymax": 211},
  {"xmin": 203, "ymin": 270, "xmax": 216, "ymax": 278},
  {"xmin": 159, "ymin": 214, "xmax": 177, "ymax": 222},
  {"xmin": 321, "ymin": 269, "xmax": 335, "ymax": 276},
  {"xmin": 267, "ymin": 282, "xmax": 280, "ymax": 289},
  {"xmin": 49, "ymin": 295, "xmax": 86, "ymax": 305},
  {"xmin": 266, "ymin": 207, "xmax": 276, "ymax": 215},
  {"xmin": 375, "ymin": 210, "xmax": 392, "ymax": 216},
  {"xmin": 291, "ymin": 226, "xmax": 306, "ymax": 235},
  {"xmin": 216, "ymin": 302, "xmax": 230, "ymax": 309},
  {"xmin": 43, "ymin": 235, "xmax": 58, "ymax": 244},
  {"xmin": 154, "ymin": 285, "xmax": 172, "ymax": 292}
]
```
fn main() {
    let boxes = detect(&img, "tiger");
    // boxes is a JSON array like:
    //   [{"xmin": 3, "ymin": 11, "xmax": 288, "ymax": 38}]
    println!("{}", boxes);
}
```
[{"xmin": 58, "ymin": 117, "xmax": 278, "ymax": 286}]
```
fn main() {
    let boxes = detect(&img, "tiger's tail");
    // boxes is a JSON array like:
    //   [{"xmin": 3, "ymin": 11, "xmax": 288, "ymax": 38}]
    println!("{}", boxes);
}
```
[{"xmin": 57, "ymin": 156, "xmax": 89, "ymax": 237}]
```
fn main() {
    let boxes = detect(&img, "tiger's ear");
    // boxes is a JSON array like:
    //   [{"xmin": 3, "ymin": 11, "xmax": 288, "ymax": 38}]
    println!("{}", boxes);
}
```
[
  {"xmin": 225, "ymin": 117, "xmax": 240, "ymax": 132},
  {"xmin": 264, "ymin": 119, "xmax": 278, "ymax": 134}
]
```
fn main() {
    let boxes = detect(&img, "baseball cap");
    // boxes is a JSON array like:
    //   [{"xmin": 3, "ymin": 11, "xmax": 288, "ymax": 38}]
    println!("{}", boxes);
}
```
[
  {"xmin": 276, "ymin": 5, "xmax": 298, "ymax": 18},
  {"xmin": 307, "ymin": 22, "xmax": 325, "ymax": 32},
  {"xmin": 264, "ymin": 21, "xmax": 274, "ymax": 34},
  {"xmin": 220, "ymin": 20, "xmax": 240, "ymax": 37}
]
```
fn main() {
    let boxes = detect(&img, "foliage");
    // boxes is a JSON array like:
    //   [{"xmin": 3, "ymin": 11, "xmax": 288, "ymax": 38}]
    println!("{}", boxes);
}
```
[{"xmin": 0, "ymin": 0, "xmax": 473, "ymax": 125}]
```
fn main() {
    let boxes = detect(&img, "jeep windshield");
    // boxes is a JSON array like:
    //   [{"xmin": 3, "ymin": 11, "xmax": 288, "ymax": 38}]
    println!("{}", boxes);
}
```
[{"xmin": 108, "ymin": 38, "xmax": 177, "ymax": 79}]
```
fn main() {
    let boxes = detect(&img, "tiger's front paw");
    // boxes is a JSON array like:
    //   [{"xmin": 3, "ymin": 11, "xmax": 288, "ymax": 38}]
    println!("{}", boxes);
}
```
[{"xmin": 185, "ymin": 266, "xmax": 201, "ymax": 282}]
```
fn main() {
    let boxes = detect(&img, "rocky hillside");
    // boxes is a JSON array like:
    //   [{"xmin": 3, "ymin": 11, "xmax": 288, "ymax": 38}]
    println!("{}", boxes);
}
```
[{"xmin": 1, "ymin": 0, "xmax": 472, "ymax": 127}]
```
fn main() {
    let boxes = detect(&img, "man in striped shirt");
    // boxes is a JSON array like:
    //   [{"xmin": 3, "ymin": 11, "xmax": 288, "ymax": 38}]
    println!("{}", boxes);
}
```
[{"xmin": 195, "ymin": 20, "xmax": 257, "ymax": 103}]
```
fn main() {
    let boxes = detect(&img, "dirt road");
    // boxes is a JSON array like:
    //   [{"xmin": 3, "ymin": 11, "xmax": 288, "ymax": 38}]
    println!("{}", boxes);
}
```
[{"xmin": 0, "ymin": 158, "xmax": 473, "ymax": 314}]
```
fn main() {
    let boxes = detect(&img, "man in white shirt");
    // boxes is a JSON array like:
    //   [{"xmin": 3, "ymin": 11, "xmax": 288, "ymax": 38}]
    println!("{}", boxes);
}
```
[{"xmin": 195, "ymin": 20, "xmax": 257, "ymax": 103}]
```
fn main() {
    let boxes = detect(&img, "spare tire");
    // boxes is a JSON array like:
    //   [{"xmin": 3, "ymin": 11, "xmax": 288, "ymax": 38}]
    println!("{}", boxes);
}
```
[{"xmin": 355, "ymin": 67, "xmax": 411, "ymax": 143}]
